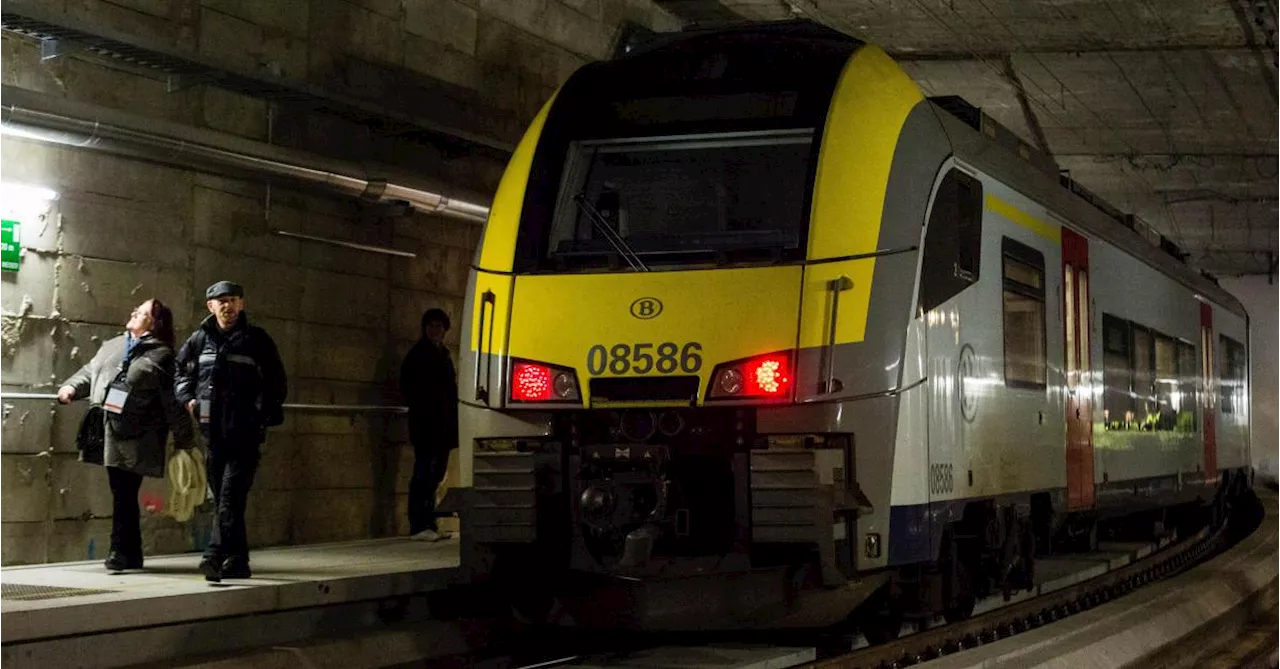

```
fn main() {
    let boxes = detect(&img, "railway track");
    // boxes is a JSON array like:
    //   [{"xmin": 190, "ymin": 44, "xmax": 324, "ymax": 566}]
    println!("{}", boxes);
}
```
[
  {"xmin": 809, "ymin": 501, "xmax": 1256, "ymax": 669},
  {"xmin": 827, "ymin": 491, "xmax": 1264, "ymax": 669},
  {"xmin": 475, "ymin": 490, "xmax": 1264, "ymax": 669}
]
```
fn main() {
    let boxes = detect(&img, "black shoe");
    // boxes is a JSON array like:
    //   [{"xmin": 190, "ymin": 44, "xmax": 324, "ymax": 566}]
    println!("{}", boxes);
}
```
[
  {"xmin": 222, "ymin": 557, "xmax": 252, "ymax": 579},
  {"xmin": 199, "ymin": 556, "xmax": 223, "ymax": 582},
  {"xmin": 104, "ymin": 552, "xmax": 143, "ymax": 572}
]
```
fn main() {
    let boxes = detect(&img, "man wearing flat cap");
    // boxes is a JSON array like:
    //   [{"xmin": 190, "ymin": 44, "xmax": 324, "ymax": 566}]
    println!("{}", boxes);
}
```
[{"xmin": 176, "ymin": 280, "xmax": 287, "ymax": 582}]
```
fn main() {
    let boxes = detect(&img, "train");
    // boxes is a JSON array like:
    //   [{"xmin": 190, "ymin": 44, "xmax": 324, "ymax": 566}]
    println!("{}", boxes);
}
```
[{"xmin": 443, "ymin": 20, "xmax": 1253, "ymax": 635}]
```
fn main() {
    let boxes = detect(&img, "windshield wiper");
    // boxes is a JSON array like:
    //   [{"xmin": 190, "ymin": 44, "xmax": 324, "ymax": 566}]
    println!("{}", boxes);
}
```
[{"xmin": 573, "ymin": 193, "xmax": 649, "ymax": 272}]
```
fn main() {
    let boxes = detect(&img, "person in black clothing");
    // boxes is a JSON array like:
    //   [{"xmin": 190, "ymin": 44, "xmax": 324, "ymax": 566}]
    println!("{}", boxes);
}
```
[
  {"xmin": 175, "ymin": 281, "xmax": 287, "ymax": 582},
  {"xmin": 400, "ymin": 308, "xmax": 458, "ymax": 541}
]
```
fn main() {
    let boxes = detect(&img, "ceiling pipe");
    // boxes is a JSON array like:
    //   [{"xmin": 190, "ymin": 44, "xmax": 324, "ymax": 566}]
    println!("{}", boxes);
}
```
[
  {"xmin": 0, "ymin": 86, "xmax": 491, "ymax": 224},
  {"xmin": 274, "ymin": 230, "xmax": 418, "ymax": 258}
]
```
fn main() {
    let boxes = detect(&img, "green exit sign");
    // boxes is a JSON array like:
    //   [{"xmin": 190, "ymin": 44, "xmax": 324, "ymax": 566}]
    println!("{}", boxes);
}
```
[{"xmin": 2, "ymin": 219, "xmax": 20, "ymax": 272}]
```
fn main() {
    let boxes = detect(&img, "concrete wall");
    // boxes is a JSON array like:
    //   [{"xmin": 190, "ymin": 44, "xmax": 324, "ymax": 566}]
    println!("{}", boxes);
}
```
[
  {"xmin": 0, "ymin": 0, "xmax": 680, "ymax": 565},
  {"xmin": 1220, "ymin": 276, "xmax": 1279, "ymax": 479}
]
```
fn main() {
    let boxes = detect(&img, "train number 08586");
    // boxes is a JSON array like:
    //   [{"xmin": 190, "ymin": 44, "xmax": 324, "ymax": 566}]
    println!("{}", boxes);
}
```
[{"xmin": 586, "ymin": 342, "xmax": 703, "ymax": 375}]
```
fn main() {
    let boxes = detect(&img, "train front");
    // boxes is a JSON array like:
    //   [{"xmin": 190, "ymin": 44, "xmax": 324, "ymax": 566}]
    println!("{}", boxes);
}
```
[{"xmin": 453, "ymin": 23, "xmax": 939, "ymax": 631}]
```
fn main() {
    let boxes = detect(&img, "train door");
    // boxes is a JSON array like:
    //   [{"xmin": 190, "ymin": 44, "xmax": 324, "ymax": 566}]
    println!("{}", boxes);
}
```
[
  {"xmin": 918, "ymin": 165, "xmax": 982, "ymax": 562},
  {"xmin": 1061, "ymin": 228, "xmax": 1095, "ymax": 509},
  {"xmin": 1199, "ymin": 304, "xmax": 1217, "ymax": 480}
]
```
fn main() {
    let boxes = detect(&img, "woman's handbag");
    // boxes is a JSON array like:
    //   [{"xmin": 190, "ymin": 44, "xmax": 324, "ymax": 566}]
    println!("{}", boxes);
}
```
[
  {"xmin": 166, "ymin": 447, "xmax": 207, "ymax": 522},
  {"xmin": 76, "ymin": 405, "xmax": 106, "ymax": 465}
]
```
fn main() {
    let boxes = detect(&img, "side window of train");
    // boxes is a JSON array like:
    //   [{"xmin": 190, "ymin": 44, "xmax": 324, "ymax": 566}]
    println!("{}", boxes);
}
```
[
  {"xmin": 1219, "ymin": 335, "xmax": 1246, "ymax": 414},
  {"xmin": 1102, "ymin": 314, "xmax": 1133, "ymax": 428},
  {"xmin": 918, "ymin": 169, "xmax": 983, "ymax": 314},
  {"xmin": 1001, "ymin": 238, "xmax": 1047, "ymax": 389},
  {"xmin": 1102, "ymin": 312, "xmax": 1199, "ymax": 431}
]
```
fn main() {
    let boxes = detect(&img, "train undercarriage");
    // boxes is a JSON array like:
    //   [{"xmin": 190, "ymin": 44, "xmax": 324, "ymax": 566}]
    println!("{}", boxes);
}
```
[{"xmin": 452, "ymin": 407, "xmax": 1252, "ymax": 637}]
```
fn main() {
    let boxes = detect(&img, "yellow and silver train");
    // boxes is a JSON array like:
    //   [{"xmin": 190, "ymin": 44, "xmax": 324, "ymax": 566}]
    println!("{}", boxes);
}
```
[{"xmin": 449, "ymin": 21, "xmax": 1253, "ymax": 633}]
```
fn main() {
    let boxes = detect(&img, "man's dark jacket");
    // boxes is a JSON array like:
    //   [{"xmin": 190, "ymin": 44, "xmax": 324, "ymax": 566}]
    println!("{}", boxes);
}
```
[
  {"xmin": 400, "ymin": 339, "xmax": 458, "ymax": 450},
  {"xmin": 175, "ymin": 313, "xmax": 287, "ymax": 444}
]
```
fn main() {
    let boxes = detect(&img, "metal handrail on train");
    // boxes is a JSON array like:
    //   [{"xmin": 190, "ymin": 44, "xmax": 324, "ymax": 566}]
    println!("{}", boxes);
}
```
[
  {"xmin": 474, "ymin": 289, "xmax": 496, "ymax": 404},
  {"xmin": 0, "ymin": 393, "xmax": 408, "ymax": 413},
  {"xmin": 820, "ymin": 275, "xmax": 853, "ymax": 395}
]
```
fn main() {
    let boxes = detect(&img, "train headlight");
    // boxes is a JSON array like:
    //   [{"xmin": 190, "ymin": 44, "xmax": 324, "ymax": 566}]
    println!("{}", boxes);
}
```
[
  {"xmin": 553, "ymin": 371, "xmax": 578, "ymax": 399},
  {"xmin": 510, "ymin": 358, "xmax": 581, "ymax": 403},
  {"xmin": 619, "ymin": 411, "xmax": 657, "ymax": 442},
  {"xmin": 707, "ymin": 351, "xmax": 794, "ymax": 401},
  {"xmin": 717, "ymin": 368, "xmax": 744, "ymax": 395}
]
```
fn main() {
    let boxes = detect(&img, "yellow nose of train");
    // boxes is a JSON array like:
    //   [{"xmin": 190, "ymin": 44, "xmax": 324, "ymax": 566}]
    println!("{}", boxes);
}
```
[{"xmin": 506, "ymin": 265, "xmax": 803, "ymax": 407}]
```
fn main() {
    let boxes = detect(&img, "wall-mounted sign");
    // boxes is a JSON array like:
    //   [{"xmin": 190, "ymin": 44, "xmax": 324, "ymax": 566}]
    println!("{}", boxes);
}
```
[{"xmin": 2, "ymin": 219, "xmax": 20, "ymax": 272}]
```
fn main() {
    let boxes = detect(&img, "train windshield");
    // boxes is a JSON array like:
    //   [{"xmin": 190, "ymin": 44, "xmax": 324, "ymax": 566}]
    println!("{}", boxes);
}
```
[{"xmin": 546, "ymin": 129, "xmax": 815, "ymax": 269}]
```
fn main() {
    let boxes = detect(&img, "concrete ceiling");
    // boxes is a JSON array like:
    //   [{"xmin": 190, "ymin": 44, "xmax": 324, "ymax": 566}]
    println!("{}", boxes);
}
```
[{"xmin": 663, "ymin": 0, "xmax": 1279, "ymax": 276}]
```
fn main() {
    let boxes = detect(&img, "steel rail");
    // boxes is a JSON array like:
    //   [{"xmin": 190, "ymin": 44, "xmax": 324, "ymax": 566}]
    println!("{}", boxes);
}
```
[
  {"xmin": 805, "ymin": 498, "xmax": 1254, "ymax": 669},
  {"xmin": 380, "ymin": 497, "xmax": 1257, "ymax": 669}
]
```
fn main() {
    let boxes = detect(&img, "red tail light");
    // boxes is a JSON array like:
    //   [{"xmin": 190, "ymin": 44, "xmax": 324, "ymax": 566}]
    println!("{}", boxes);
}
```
[
  {"xmin": 512, "ymin": 362, "xmax": 553, "ymax": 401},
  {"xmin": 708, "ymin": 351, "xmax": 794, "ymax": 400},
  {"xmin": 510, "ymin": 359, "xmax": 580, "ymax": 403},
  {"xmin": 744, "ymin": 356, "xmax": 791, "ymax": 395}
]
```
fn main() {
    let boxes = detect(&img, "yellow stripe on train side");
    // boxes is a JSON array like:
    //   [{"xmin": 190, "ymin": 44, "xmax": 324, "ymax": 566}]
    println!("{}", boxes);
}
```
[
  {"xmin": 797, "ymin": 257, "xmax": 878, "ymax": 347},
  {"xmin": 800, "ymin": 45, "xmax": 923, "ymax": 348},
  {"xmin": 477, "ymin": 90, "xmax": 560, "ymax": 273},
  {"xmin": 985, "ymin": 193, "xmax": 1061, "ymax": 242},
  {"xmin": 807, "ymin": 45, "xmax": 923, "ymax": 261}
]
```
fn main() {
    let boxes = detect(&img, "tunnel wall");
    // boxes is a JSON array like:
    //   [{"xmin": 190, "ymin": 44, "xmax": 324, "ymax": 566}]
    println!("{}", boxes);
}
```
[{"xmin": 0, "ymin": 0, "xmax": 679, "ymax": 565}]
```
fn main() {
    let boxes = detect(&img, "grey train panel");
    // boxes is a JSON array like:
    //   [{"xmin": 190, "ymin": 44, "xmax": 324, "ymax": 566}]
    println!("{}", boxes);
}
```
[
  {"xmin": 758, "ymin": 393, "xmax": 901, "ymax": 571},
  {"xmin": 1088, "ymin": 240, "xmax": 1202, "ymax": 487},
  {"xmin": 963, "ymin": 181, "xmax": 1065, "ymax": 501},
  {"xmin": 900, "ymin": 200, "xmax": 1073, "ymax": 563},
  {"xmin": 795, "ymin": 101, "xmax": 953, "ymax": 402},
  {"xmin": 757, "ymin": 102, "xmax": 952, "ymax": 571},
  {"xmin": 1215, "ymin": 308, "xmax": 1251, "ymax": 471},
  {"xmin": 794, "ymin": 251, "xmax": 921, "ymax": 399},
  {"xmin": 932, "ymin": 109, "xmax": 1247, "ymax": 517},
  {"xmin": 932, "ymin": 104, "xmax": 1246, "ymax": 320},
  {"xmin": 877, "ymin": 103, "xmax": 955, "ymax": 253}
]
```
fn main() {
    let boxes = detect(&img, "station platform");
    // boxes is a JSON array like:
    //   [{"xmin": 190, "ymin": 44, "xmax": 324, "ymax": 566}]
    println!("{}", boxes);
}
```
[{"xmin": 0, "ymin": 537, "xmax": 459, "ymax": 668}]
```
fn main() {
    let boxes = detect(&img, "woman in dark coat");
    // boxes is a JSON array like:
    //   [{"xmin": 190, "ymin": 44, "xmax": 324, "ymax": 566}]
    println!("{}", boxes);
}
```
[{"xmin": 58, "ymin": 298, "xmax": 195, "ymax": 571}]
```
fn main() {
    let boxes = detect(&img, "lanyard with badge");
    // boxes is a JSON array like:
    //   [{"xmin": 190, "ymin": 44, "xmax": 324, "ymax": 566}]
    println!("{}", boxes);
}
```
[
  {"xmin": 196, "ymin": 350, "xmax": 214, "ymax": 424},
  {"xmin": 103, "ymin": 359, "xmax": 132, "ymax": 415}
]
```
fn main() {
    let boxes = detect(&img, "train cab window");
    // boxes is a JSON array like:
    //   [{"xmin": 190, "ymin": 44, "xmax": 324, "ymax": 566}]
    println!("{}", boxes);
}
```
[
  {"xmin": 544, "ymin": 129, "xmax": 815, "ymax": 270},
  {"xmin": 1219, "ymin": 336, "xmax": 1246, "ymax": 414},
  {"xmin": 918, "ymin": 169, "xmax": 983, "ymax": 313},
  {"xmin": 1000, "ymin": 238, "xmax": 1046, "ymax": 389}
]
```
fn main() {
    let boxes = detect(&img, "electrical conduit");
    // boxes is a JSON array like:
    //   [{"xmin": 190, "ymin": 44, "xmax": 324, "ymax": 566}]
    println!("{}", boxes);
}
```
[{"xmin": 0, "ymin": 85, "xmax": 491, "ymax": 224}]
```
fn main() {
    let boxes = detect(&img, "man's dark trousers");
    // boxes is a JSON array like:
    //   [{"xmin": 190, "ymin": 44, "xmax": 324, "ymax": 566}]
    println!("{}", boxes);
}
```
[
  {"xmin": 409, "ymin": 442, "xmax": 450, "ymax": 534},
  {"xmin": 203, "ymin": 442, "xmax": 260, "ymax": 564}
]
